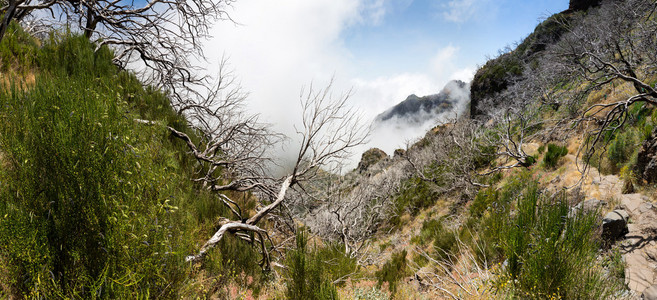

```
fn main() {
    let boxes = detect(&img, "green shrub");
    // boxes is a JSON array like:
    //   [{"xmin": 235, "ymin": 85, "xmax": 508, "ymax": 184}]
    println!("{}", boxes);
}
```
[
  {"xmin": 473, "ymin": 144, "xmax": 497, "ymax": 169},
  {"xmin": 285, "ymin": 229, "xmax": 339, "ymax": 300},
  {"xmin": 465, "ymin": 173, "xmax": 529, "ymax": 264},
  {"xmin": 392, "ymin": 177, "xmax": 437, "ymax": 223},
  {"xmin": 0, "ymin": 21, "xmax": 38, "ymax": 71},
  {"xmin": 375, "ymin": 250, "xmax": 408, "ymax": 293},
  {"xmin": 586, "ymin": 103, "xmax": 655, "ymax": 176},
  {"xmin": 603, "ymin": 247, "xmax": 625, "ymax": 284},
  {"xmin": 36, "ymin": 32, "xmax": 117, "ymax": 78},
  {"xmin": 468, "ymin": 188, "xmax": 499, "ymax": 221},
  {"xmin": 0, "ymin": 74, "xmax": 184, "ymax": 297},
  {"xmin": 412, "ymin": 217, "xmax": 457, "ymax": 263},
  {"xmin": 542, "ymin": 144, "xmax": 568, "ymax": 169},
  {"xmin": 607, "ymin": 129, "xmax": 639, "ymax": 171},
  {"xmin": 0, "ymin": 32, "xmax": 265, "ymax": 298},
  {"xmin": 315, "ymin": 244, "xmax": 359, "ymax": 286},
  {"xmin": 486, "ymin": 176, "xmax": 616, "ymax": 299}
]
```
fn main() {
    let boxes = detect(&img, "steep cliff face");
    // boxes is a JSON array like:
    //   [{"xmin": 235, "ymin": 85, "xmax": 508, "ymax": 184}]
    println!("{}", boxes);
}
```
[{"xmin": 469, "ymin": 53, "xmax": 522, "ymax": 117}]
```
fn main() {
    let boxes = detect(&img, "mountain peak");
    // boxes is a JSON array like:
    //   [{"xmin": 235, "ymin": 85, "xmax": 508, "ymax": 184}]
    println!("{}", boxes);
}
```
[{"xmin": 374, "ymin": 80, "xmax": 470, "ymax": 124}]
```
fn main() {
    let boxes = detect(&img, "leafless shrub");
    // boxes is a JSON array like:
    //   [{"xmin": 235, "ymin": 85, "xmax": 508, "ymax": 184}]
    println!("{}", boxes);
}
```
[
  {"xmin": 170, "ymin": 79, "xmax": 367, "ymax": 268},
  {"xmin": 542, "ymin": 0, "xmax": 657, "ymax": 176}
]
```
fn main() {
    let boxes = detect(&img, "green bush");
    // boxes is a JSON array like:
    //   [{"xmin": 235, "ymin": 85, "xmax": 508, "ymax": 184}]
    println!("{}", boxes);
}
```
[
  {"xmin": 412, "ymin": 217, "xmax": 457, "ymax": 263},
  {"xmin": 285, "ymin": 229, "xmax": 339, "ymax": 300},
  {"xmin": 0, "ymin": 73, "xmax": 182, "ymax": 297},
  {"xmin": 0, "ymin": 32, "xmax": 265, "ymax": 298},
  {"xmin": 391, "ymin": 176, "xmax": 437, "ymax": 225},
  {"xmin": 0, "ymin": 21, "xmax": 38, "ymax": 71},
  {"xmin": 473, "ymin": 144, "xmax": 497, "ymax": 169},
  {"xmin": 485, "ymin": 177, "xmax": 615, "ymax": 299},
  {"xmin": 315, "ymin": 244, "xmax": 359, "ymax": 286},
  {"xmin": 375, "ymin": 250, "xmax": 408, "ymax": 293},
  {"xmin": 542, "ymin": 144, "xmax": 568, "ymax": 169},
  {"xmin": 36, "ymin": 32, "xmax": 116, "ymax": 78},
  {"xmin": 463, "ymin": 173, "xmax": 618, "ymax": 298},
  {"xmin": 607, "ymin": 129, "xmax": 639, "ymax": 171},
  {"xmin": 587, "ymin": 103, "xmax": 655, "ymax": 175},
  {"xmin": 464, "ymin": 173, "xmax": 529, "ymax": 265}
]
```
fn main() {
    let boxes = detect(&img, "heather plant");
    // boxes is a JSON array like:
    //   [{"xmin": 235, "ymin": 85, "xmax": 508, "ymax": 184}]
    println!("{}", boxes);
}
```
[
  {"xmin": 375, "ymin": 250, "xmax": 409, "ymax": 294},
  {"xmin": 542, "ymin": 144, "xmax": 567, "ymax": 169},
  {"xmin": 476, "ymin": 175, "xmax": 617, "ymax": 299},
  {"xmin": 285, "ymin": 229, "xmax": 339, "ymax": 300},
  {"xmin": 412, "ymin": 217, "xmax": 457, "ymax": 263}
]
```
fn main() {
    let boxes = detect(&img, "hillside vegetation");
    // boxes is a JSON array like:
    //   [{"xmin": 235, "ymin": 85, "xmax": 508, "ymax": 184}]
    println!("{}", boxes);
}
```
[
  {"xmin": 1, "ymin": 0, "xmax": 657, "ymax": 299},
  {"xmin": 0, "ymin": 25, "xmax": 267, "ymax": 298}
]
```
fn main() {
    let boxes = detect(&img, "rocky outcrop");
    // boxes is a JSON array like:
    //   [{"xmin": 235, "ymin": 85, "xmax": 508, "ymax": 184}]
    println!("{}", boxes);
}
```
[
  {"xmin": 636, "ymin": 127, "xmax": 657, "ymax": 184},
  {"xmin": 602, "ymin": 209, "xmax": 629, "ymax": 243},
  {"xmin": 393, "ymin": 149, "xmax": 406, "ymax": 158},
  {"xmin": 568, "ymin": 0, "xmax": 602, "ymax": 11},
  {"xmin": 569, "ymin": 199, "xmax": 605, "ymax": 218},
  {"xmin": 357, "ymin": 148, "xmax": 387, "ymax": 173},
  {"xmin": 644, "ymin": 285, "xmax": 657, "ymax": 300},
  {"xmin": 469, "ymin": 53, "xmax": 522, "ymax": 117},
  {"xmin": 618, "ymin": 193, "xmax": 657, "ymax": 295}
]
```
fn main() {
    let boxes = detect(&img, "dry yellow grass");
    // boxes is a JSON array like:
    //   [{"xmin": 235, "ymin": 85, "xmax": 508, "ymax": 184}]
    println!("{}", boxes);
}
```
[{"xmin": 0, "ymin": 70, "xmax": 36, "ymax": 90}]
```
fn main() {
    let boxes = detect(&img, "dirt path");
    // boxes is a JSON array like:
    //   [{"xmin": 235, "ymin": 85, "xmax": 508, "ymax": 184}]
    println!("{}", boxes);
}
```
[
  {"xmin": 549, "ymin": 154, "xmax": 657, "ymax": 298},
  {"xmin": 576, "ymin": 167, "xmax": 657, "ymax": 298},
  {"xmin": 619, "ymin": 192, "xmax": 657, "ymax": 297}
]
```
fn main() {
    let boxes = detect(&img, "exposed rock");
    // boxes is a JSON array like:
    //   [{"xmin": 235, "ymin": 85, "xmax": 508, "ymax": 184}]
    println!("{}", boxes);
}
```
[
  {"xmin": 636, "ymin": 127, "xmax": 657, "ymax": 184},
  {"xmin": 620, "ymin": 192, "xmax": 657, "ymax": 296},
  {"xmin": 357, "ymin": 148, "xmax": 387, "ymax": 173},
  {"xmin": 621, "ymin": 194, "xmax": 648, "ymax": 215},
  {"xmin": 393, "ymin": 148, "xmax": 406, "ymax": 158},
  {"xmin": 568, "ymin": 0, "xmax": 602, "ymax": 11},
  {"xmin": 570, "ymin": 199, "xmax": 605, "ymax": 218},
  {"xmin": 602, "ymin": 209, "xmax": 629, "ymax": 242},
  {"xmin": 626, "ymin": 250, "xmax": 654, "ymax": 294},
  {"xmin": 643, "ymin": 284, "xmax": 657, "ymax": 300}
]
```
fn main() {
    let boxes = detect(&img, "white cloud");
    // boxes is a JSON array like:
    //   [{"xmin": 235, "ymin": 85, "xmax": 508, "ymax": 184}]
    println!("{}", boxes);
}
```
[
  {"xmin": 450, "ymin": 67, "xmax": 476, "ymax": 82},
  {"xmin": 201, "ymin": 0, "xmax": 475, "ymax": 172},
  {"xmin": 361, "ymin": 0, "xmax": 387, "ymax": 25},
  {"xmin": 439, "ymin": 0, "xmax": 496, "ymax": 23},
  {"xmin": 429, "ymin": 45, "xmax": 475, "ymax": 84},
  {"xmin": 351, "ymin": 73, "xmax": 438, "ymax": 120},
  {"xmin": 205, "ymin": 0, "xmax": 360, "ymax": 129},
  {"xmin": 431, "ymin": 44, "xmax": 459, "ymax": 70}
]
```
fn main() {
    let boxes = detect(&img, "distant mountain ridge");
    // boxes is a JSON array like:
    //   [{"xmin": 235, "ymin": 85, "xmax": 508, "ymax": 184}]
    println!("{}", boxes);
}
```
[{"xmin": 374, "ymin": 80, "xmax": 468, "ymax": 126}]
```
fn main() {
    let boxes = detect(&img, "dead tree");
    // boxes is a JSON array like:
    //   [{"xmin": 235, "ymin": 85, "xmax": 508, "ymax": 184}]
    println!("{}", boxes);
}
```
[
  {"xmin": 478, "ymin": 75, "xmax": 555, "ymax": 175},
  {"xmin": 547, "ymin": 0, "xmax": 657, "ymax": 175},
  {"xmin": 1, "ymin": 0, "xmax": 235, "ymax": 110},
  {"xmin": 303, "ymin": 165, "xmax": 401, "ymax": 262},
  {"xmin": 172, "ymin": 80, "xmax": 367, "ymax": 267}
]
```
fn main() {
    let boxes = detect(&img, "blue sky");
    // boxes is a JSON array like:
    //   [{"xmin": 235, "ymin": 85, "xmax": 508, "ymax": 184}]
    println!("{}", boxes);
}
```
[
  {"xmin": 343, "ymin": 0, "xmax": 568, "ymax": 77},
  {"xmin": 204, "ymin": 0, "xmax": 569, "ymax": 163}
]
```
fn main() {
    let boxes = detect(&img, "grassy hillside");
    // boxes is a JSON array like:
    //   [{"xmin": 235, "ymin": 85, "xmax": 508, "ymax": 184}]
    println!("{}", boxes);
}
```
[{"xmin": 0, "ymin": 24, "xmax": 268, "ymax": 298}]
